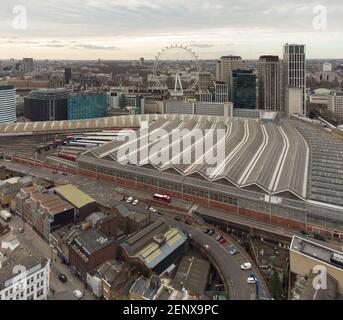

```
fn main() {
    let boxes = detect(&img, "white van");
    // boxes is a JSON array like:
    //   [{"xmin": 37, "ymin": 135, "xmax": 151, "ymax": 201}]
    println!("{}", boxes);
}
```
[
  {"xmin": 241, "ymin": 263, "xmax": 252, "ymax": 271},
  {"xmin": 126, "ymin": 196, "xmax": 133, "ymax": 204},
  {"xmin": 73, "ymin": 290, "xmax": 83, "ymax": 300},
  {"xmin": 0, "ymin": 210, "xmax": 11, "ymax": 222}
]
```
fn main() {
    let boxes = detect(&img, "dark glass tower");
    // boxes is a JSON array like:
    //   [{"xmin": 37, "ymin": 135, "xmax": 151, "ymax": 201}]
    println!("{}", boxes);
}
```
[{"xmin": 232, "ymin": 70, "xmax": 256, "ymax": 109}]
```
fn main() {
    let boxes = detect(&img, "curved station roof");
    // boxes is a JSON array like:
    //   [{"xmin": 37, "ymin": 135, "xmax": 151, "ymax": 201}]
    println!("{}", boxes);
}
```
[{"xmin": 85, "ymin": 117, "xmax": 310, "ymax": 200}]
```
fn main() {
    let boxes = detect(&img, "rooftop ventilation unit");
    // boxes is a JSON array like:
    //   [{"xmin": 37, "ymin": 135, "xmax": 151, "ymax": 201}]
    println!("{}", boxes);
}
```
[{"xmin": 153, "ymin": 233, "xmax": 166, "ymax": 246}]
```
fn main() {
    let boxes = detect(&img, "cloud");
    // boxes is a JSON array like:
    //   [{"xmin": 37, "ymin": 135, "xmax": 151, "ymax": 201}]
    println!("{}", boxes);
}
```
[
  {"xmin": 1, "ymin": 0, "xmax": 341, "ymax": 37},
  {"xmin": 190, "ymin": 43, "xmax": 215, "ymax": 48},
  {"xmin": 0, "ymin": 0, "xmax": 342, "ymax": 58},
  {"xmin": 75, "ymin": 44, "xmax": 117, "ymax": 50}
]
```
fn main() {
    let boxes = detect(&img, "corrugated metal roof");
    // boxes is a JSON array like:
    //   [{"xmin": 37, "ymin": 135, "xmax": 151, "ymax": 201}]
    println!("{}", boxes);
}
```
[
  {"xmin": 54, "ymin": 184, "xmax": 96, "ymax": 209},
  {"xmin": 121, "ymin": 219, "xmax": 187, "ymax": 270}
]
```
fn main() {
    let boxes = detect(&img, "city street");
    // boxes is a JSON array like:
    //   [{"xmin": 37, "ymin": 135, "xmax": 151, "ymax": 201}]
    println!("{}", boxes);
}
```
[
  {"xmin": 124, "ymin": 198, "xmax": 269, "ymax": 300},
  {"xmin": 8, "ymin": 215, "xmax": 95, "ymax": 300},
  {"xmin": 4, "ymin": 161, "xmax": 271, "ymax": 299}
]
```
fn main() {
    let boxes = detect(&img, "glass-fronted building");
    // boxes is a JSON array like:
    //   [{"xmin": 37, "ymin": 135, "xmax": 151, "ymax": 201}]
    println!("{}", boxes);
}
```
[
  {"xmin": 67, "ymin": 91, "xmax": 108, "ymax": 120},
  {"xmin": 0, "ymin": 85, "xmax": 16, "ymax": 123},
  {"xmin": 24, "ymin": 88, "xmax": 70, "ymax": 121},
  {"xmin": 232, "ymin": 70, "xmax": 257, "ymax": 109}
]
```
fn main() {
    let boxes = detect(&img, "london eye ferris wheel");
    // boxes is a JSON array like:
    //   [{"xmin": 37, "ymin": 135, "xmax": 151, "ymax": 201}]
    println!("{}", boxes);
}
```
[{"xmin": 150, "ymin": 45, "xmax": 201, "ymax": 96}]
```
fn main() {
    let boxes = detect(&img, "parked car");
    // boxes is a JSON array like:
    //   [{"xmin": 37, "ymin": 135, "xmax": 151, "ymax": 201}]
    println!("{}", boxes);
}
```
[
  {"xmin": 219, "ymin": 238, "xmax": 227, "ymax": 245},
  {"xmin": 300, "ymin": 230, "xmax": 310, "ymax": 238},
  {"xmin": 229, "ymin": 248, "xmax": 240, "ymax": 256},
  {"xmin": 216, "ymin": 235, "xmax": 223, "ymax": 242},
  {"xmin": 58, "ymin": 273, "xmax": 68, "ymax": 283},
  {"xmin": 126, "ymin": 196, "xmax": 133, "ymax": 204},
  {"xmin": 185, "ymin": 220, "xmax": 192, "ymax": 225},
  {"xmin": 203, "ymin": 244, "xmax": 210, "ymax": 250},
  {"xmin": 207, "ymin": 229, "xmax": 215, "ymax": 236},
  {"xmin": 174, "ymin": 216, "xmax": 182, "ymax": 222},
  {"xmin": 203, "ymin": 228, "xmax": 210, "ymax": 234},
  {"xmin": 247, "ymin": 277, "xmax": 257, "ymax": 284},
  {"xmin": 73, "ymin": 290, "xmax": 83, "ymax": 300},
  {"xmin": 241, "ymin": 263, "xmax": 252, "ymax": 271},
  {"xmin": 149, "ymin": 207, "xmax": 156, "ymax": 213},
  {"xmin": 132, "ymin": 199, "xmax": 139, "ymax": 206}
]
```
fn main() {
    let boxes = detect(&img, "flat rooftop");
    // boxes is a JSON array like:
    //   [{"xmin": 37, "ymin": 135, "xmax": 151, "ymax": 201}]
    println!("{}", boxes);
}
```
[
  {"xmin": 291, "ymin": 236, "xmax": 343, "ymax": 270},
  {"xmin": 74, "ymin": 228, "xmax": 113, "ymax": 256},
  {"xmin": 173, "ymin": 256, "xmax": 210, "ymax": 295}
]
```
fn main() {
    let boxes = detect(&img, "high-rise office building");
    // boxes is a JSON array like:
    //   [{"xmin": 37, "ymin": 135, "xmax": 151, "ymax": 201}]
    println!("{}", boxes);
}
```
[
  {"xmin": 22, "ymin": 58, "xmax": 34, "ymax": 74},
  {"xmin": 24, "ymin": 88, "xmax": 70, "ymax": 121},
  {"xmin": 139, "ymin": 57, "xmax": 145, "ymax": 66},
  {"xmin": 283, "ymin": 44, "xmax": 306, "ymax": 115},
  {"xmin": 232, "ymin": 70, "xmax": 256, "ymax": 109},
  {"xmin": 216, "ymin": 56, "xmax": 247, "ymax": 84},
  {"xmin": 257, "ymin": 55, "xmax": 283, "ymax": 111},
  {"xmin": 68, "ymin": 91, "xmax": 108, "ymax": 120},
  {"xmin": 65, "ymin": 68, "xmax": 72, "ymax": 85},
  {"xmin": 0, "ymin": 85, "xmax": 17, "ymax": 123}
]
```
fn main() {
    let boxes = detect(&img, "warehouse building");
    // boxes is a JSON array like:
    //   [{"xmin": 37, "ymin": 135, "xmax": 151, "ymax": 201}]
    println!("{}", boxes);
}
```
[
  {"xmin": 115, "ymin": 203, "xmax": 151, "ymax": 234},
  {"xmin": 69, "ymin": 228, "xmax": 116, "ymax": 280},
  {"xmin": 54, "ymin": 184, "xmax": 97, "ymax": 221},
  {"xmin": 20, "ymin": 191, "xmax": 75, "ymax": 241},
  {"xmin": 121, "ymin": 219, "xmax": 187, "ymax": 275}
]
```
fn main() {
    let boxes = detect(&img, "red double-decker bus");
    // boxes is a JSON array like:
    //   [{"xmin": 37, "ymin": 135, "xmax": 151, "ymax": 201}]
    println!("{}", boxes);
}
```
[{"xmin": 153, "ymin": 194, "xmax": 171, "ymax": 204}]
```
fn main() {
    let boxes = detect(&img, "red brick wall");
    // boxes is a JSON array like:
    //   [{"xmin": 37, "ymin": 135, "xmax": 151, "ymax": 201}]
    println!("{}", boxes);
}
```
[
  {"xmin": 271, "ymin": 215, "xmax": 305, "ymax": 230},
  {"xmin": 210, "ymin": 201, "xmax": 238, "ymax": 214},
  {"xmin": 11, "ymin": 157, "xmax": 343, "ymax": 238},
  {"xmin": 239, "ymin": 208, "xmax": 270, "ymax": 223}
]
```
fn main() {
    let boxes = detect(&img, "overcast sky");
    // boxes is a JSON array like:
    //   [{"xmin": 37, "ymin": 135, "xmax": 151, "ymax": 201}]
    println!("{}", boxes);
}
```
[{"xmin": 0, "ymin": 0, "xmax": 342, "ymax": 60}]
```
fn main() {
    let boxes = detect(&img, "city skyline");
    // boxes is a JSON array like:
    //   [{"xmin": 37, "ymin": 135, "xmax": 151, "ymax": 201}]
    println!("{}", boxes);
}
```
[{"xmin": 0, "ymin": 0, "xmax": 342, "ymax": 60}]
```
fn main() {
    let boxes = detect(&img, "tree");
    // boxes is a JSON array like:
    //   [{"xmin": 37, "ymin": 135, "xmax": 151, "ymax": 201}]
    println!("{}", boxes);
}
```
[{"xmin": 270, "ymin": 268, "xmax": 282, "ymax": 300}]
